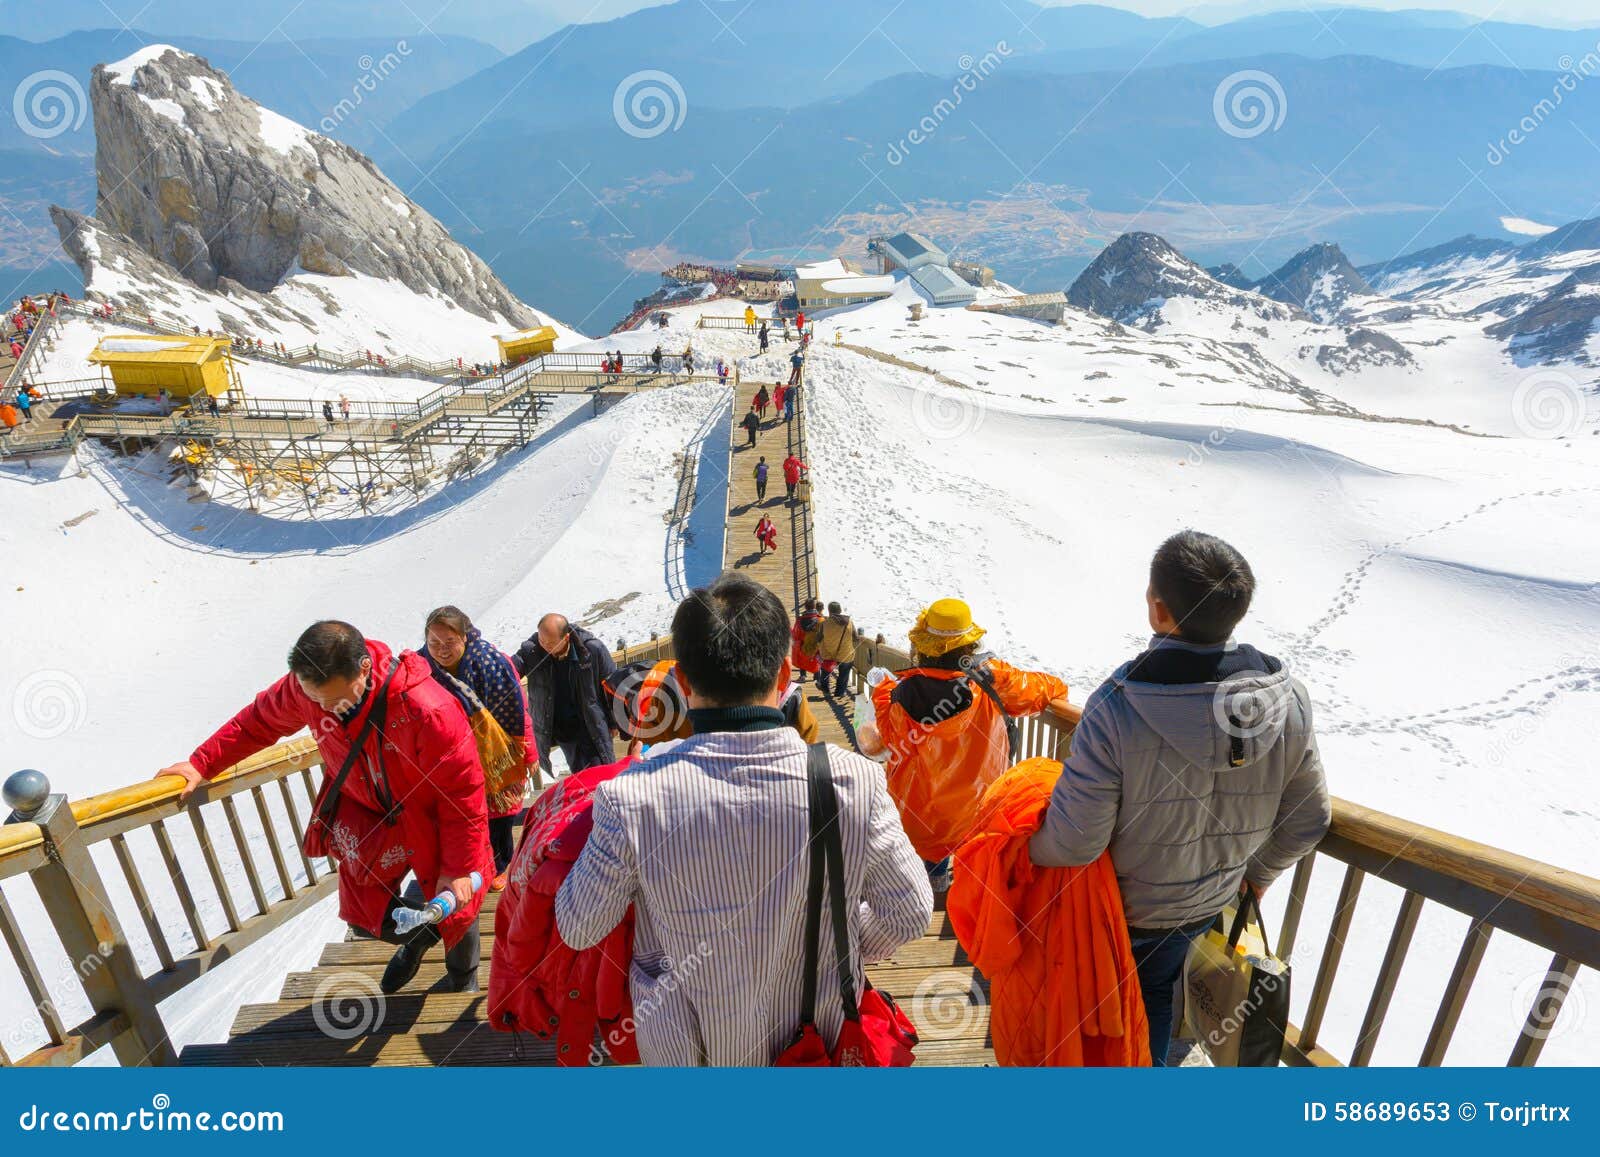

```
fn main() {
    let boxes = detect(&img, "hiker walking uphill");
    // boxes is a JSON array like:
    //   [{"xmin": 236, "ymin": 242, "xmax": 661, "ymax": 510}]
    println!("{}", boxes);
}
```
[
  {"xmin": 740, "ymin": 405, "xmax": 760, "ymax": 448},
  {"xmin": 788, "ymin": 348, "xmax": 805, "ymax": 387},
  {"xmin": 422, "ymin": 606, "xmax": 536, "ymax": 890},
  {"xmin": 809, "ymin": 602, "xmax": 858, "ymax": 697},
  {"xmin": 1029, "ymin": 531, "xmax": 1331, "ymax": 1065},
  {"xmin": 753, "ymin": 455, "xmax": 770, "ymax": 503},
  {"xmin": 155, "ymin": 621, "xmax": 493, "ymax": 995},
  {"xmin": 512, "ymin": 613, "xmax": 619, "ymax": 775},
  {"xmin": 555, "ymin": 574, "xmax": 932, "ymax": 1066},
  {"xmin": 857, "ymin": 599, "xmax": 1069, "ymax": 891},
  {"xmin": 754, "ymin": 384, "xmax": 771, "ymax": 422}
]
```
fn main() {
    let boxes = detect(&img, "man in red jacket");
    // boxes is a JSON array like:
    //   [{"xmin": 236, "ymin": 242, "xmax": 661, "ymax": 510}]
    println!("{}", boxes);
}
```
[
  {"xmin": 156, "ymin": 621, "xmax": 493, "ymax": 994},
  {"xmin": 782, "ymin": 453, "xmax": 807, "ymax": 503}
]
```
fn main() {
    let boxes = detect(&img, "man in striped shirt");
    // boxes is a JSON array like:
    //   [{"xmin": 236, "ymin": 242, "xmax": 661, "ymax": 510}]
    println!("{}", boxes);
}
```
[{"xmin": 555, "ymin": 573, "xmax": 933, "ymax": 1065}]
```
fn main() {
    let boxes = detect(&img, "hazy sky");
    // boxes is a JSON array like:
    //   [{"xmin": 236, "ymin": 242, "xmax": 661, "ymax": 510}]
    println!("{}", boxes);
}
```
[{"xmin": 539, "ymin": 0, "xmax": 1597, "ymax": 27}]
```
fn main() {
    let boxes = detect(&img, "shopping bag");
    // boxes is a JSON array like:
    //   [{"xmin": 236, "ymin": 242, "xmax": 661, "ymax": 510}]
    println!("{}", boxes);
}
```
[{"xmin": 1182, "ymin": 889, "xmax": 1291, "ymax": 1066}]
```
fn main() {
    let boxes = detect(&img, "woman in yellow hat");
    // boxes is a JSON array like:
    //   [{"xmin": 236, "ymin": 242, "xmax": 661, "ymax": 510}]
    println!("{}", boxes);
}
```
[{"xmin": 860, "ymin": 598, "xmax": 1071, "ymax": 889}]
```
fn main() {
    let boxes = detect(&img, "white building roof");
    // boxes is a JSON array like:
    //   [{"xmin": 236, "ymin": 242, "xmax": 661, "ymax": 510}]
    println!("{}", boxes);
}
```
[{"xmin": 911, "ymin": 263, "xmax": 977, "ymax": 304}]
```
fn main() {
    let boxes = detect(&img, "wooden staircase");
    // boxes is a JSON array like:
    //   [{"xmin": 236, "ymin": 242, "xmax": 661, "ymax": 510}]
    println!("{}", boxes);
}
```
[{"xmin": 179, "ymin": 891, "xmax": 994, "ymax": 1066}]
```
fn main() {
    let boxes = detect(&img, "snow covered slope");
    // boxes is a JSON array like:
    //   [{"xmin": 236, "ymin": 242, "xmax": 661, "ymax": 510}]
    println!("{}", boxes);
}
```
[{"xmin": 807, "ymin": 285, "xmax": 1598, "ymax": 1065}]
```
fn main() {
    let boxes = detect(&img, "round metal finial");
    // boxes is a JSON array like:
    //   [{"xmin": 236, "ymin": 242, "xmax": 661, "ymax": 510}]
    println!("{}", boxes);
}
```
[{"xmin": 4, "ymin": 769, "xmax": 52, "ymax": 815}]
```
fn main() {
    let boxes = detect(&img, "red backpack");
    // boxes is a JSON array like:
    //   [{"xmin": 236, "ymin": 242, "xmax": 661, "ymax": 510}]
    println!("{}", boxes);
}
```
[{"xmin": 775, "ymin": 744, "xmax": 919, "ymax": 1067}]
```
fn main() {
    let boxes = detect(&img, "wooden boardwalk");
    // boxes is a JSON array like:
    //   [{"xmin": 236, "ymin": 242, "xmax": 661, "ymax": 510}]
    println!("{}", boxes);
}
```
[{"xmin": 178, "ymin": 350, "xmax": 997, "ymax": 1068}]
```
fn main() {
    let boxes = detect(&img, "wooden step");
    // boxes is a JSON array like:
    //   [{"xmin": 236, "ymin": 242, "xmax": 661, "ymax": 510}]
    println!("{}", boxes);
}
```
[
  {"xmin": 333, "ymin": 907, "xmax": 953, "ymax": 960},
  {"xmin": 276, "ymin": 958, "xmax": 984, "ymax": 1002},
  {"xmin": 226, "ymin": 987, "xmax": 989, "ymax": 1043},
  {"xmin": 184, "ymin": 1025, "xmax": 992, "ymax": 1067},
  {"xmin": 315, "ymin": 927, "xmax": 967, "ymax": 970}
]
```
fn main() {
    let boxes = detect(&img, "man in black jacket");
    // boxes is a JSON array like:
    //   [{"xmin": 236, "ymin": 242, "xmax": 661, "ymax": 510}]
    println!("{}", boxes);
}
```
[{"xmin": 512, "ymin": 613, "xmax": 619, "ymax": 774}]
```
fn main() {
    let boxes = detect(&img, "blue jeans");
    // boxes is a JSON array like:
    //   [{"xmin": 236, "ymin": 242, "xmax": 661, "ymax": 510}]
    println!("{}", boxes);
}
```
[{"xmin": 1127, "ymin": 916, "xmax": 1216, "ymax": 1066}]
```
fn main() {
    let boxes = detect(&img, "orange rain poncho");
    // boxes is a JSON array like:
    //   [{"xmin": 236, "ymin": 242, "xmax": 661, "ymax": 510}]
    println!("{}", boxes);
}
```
[
  {"xmin": 949, "ymin": 758, "xmax": 1150, "ymax": 1067},
  {"xmin": 871, "ymin": 660, "xmax": 1067, "ymax": 862}
]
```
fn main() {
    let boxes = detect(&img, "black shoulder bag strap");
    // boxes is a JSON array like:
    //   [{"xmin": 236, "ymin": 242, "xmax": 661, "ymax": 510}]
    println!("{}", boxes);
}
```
[
  {"xmin": 796, "ymin": 743, "xmax": 828, "ymax": 1028},
  {"xmin": 798, "ymin": 742, "xmax": 862, "ymax": 1027},
  {"xmin": 965, "ymin": 660, "xmax": 1021, "ymax": 763},
  {"xmin": 1224, "ymin": 888, "xmax": 1277, "ymax": 959},
  {"xmin": 313, "ymin": 661, "xmax": 398, "ymax": 830}
]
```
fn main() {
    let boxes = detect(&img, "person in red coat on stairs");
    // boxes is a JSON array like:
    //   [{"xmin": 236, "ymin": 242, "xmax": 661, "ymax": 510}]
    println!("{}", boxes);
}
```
[{"xmin": 157, "ymin": 621, "xmax": 493, "ymax": 994}]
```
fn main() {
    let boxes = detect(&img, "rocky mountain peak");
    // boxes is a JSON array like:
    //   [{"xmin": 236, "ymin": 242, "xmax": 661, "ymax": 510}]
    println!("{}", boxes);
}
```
[
  {"xmin": 54, "ymin": 45, "xmax": 538, "ymax": 328},
  {"xmin": 1253, "ymin": 242, "xmax": 1373, "ymax": 323},
  {"xmin": 1067, "ymin": 231, "xmax": 1298, "ymax": 325}
]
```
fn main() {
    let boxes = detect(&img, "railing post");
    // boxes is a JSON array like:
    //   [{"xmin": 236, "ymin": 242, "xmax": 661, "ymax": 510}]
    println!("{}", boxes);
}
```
[{"xmin": 3, "ymin": 770, "xmax": 178, "ymax": 1066}]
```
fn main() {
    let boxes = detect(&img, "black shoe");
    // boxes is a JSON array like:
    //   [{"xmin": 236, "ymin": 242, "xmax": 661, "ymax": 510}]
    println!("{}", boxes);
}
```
[{"xmin": 380, "ymin": 934, "xmax": 432, "ymax": 995}]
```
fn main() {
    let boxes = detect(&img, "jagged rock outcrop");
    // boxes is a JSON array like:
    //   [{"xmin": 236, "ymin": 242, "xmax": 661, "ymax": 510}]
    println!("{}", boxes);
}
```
[
  {"xmin": 1309, "ymin": 328, "xmax": 1415, "ymax": 374},
  {"xmin": 1067, "ymin": 232, "xmax": 1299, "ymax": 326},
  {"xmin": 1252, "ymin": 243, "xmax": 1374, "ymax": 324},
  {"xmin": 1206, "ymin": 262, "xmax": 1254, "ymax": 290},
  {"xmin": 1486, "ymin": 263, "xmax": 1600, "ymax": 365},
  {"xmin": 54, "ymin": 45, "xmax": 538, "ymax": 328}
]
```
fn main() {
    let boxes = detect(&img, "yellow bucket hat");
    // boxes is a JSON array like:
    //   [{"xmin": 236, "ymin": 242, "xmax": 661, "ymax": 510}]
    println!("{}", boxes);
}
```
[{"xmin": 908, "ymin": 598, "xmax": 986, "ymax": 657}]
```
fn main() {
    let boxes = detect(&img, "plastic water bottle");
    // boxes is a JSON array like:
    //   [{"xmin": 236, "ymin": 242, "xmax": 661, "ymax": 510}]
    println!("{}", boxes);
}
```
[
  {"xmin": 390, "ymin": 872, "xmax": 483, "ymax": 936},
  {"xmin": 855, "ymin": 667, "xmax": 893, "ymax": 763}
]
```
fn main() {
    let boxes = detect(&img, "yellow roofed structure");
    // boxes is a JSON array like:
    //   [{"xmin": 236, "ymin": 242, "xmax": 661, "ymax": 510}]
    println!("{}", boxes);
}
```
[
  {"xmin": 87, "ymin": 334, "xmax": 237, "ymax": 399},
  {"xmin": 496, "ymin": 326, "xmax": 558, "ymax": 365}
]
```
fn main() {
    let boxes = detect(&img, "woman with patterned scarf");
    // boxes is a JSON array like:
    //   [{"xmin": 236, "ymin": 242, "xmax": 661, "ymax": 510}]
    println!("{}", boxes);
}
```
[{"xmin": 423, "ymin": 606, "xmax": 536, "ymax": 890}]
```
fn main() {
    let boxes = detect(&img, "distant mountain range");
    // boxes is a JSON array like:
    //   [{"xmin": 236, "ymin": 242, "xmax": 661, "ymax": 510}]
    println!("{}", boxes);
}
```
[
  {"xmin": 385, "ymin": 2, "xmax": 1600, "ymax": 159},
  {"xmin": 404, "ymin": 52, "xmax": 1600, "ymax": 325},
  {"xmin": 9, "ymin": 2, "xmax": 1600, "ymax": 326}
]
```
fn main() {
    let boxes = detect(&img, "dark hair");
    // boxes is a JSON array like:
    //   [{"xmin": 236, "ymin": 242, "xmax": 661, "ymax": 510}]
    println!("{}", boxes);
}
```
[
  {"xmin": 917, "ymin": 641, "xmax": 979, "ymax": 670},
  {"xmin": 425, "ymin": 605, "xmax": 473, "ymax": 637},
  {"xmin": 827, "ymin": 601, "xmax": 842, "ymax": 615},
  {"xmin": 1149, "ymin": 531, "xmax": 1255, "ymax": 645},
  {"xmin": 671, "ymin": 572, "xmax": 789, "ymax": 706},
  {"xmin": 288, "ymin": 620, "xmax": 369, "ymax": 684}
]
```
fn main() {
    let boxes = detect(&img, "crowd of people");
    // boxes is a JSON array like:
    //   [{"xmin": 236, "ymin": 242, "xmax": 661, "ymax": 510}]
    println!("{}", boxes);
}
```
[{"xmin": 154, "ymin": 527, "xmax": 1329, "ymax": 1068}]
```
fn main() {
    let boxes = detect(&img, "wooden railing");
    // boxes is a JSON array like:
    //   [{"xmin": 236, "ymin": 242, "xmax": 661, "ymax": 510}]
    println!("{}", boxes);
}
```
[
  {"xmin": 0, "ymin": 741, "xmax": 334, "ymax": 1067},
  {"xmin": 845, "ymin": 634, "xmax": 1595, "ymax": 1065},
  {"xmin": 4, "ymin": 619, "xmax": 1594, "ymax": 1068}
]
